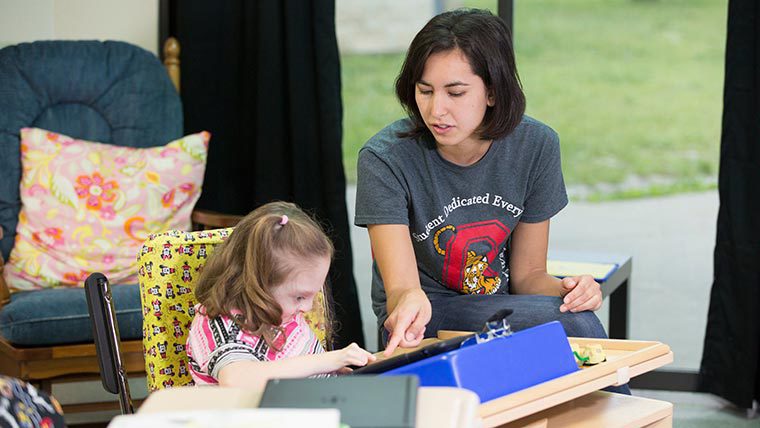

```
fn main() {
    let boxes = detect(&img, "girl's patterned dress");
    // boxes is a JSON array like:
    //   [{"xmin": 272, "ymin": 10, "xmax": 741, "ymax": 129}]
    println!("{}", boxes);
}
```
[{"xmin": 186, "ymin": 306, "xmax": 326, "ymax": 385}]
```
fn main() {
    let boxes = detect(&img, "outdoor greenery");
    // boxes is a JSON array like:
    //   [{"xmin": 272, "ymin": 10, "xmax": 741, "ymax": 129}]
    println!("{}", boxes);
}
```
[{"xmin": 340, "ymin": 0, "xmax": 727, "ymax": 200}]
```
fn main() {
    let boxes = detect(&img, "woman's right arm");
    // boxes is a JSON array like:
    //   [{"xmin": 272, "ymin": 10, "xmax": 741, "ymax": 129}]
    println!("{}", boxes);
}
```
[
  {"xmin": 217, "ymin": 343, "xmax": 376, "ymax": 389},
  {"xmin": 368, "ymin": 224, "xmax": 432, "ymax": 356}
]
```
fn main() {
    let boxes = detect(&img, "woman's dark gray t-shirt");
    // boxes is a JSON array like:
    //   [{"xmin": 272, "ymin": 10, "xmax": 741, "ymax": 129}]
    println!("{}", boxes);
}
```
[{"xmin": 354, "ymin": 116, "xmax": 568, "ymax": 326}]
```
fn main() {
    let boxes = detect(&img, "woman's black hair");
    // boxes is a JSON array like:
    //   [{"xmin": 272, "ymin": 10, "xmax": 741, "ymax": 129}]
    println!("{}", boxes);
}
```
[{"xmin": 395, "ymin": 8, "xmax": 526, "ymax": 141}]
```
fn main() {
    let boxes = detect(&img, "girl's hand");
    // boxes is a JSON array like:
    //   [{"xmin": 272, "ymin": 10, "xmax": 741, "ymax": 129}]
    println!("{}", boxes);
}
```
[
  {"xmin": 325, "ymin": 343, "xmax": 376, "ymax": 371},
  {"xmin": 559, "ymin": 275, "xmax": 602, "ymax": 313},
  {"xmin": 218, "ymin": 344, "xmax": 376, "ymax": 387},
  {"xmin": 384, "ymin": 288, "xmax": 432, "ymax": 356}
]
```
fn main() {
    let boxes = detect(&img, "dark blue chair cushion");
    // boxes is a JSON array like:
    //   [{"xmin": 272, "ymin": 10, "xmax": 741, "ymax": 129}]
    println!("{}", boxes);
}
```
[
  {"xmin": 0, "ymin": 40, "xmax": 183, "ymax": 261},
  {"xmin": 0, "ymin": 284, "xmax": 141, "ymax": 346}
]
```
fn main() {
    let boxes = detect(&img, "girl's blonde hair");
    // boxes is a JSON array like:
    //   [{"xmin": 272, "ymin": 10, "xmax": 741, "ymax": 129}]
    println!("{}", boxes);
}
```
[{"xmin": 194, "ymin": 201, "xmax": 334, "ymax": 348}]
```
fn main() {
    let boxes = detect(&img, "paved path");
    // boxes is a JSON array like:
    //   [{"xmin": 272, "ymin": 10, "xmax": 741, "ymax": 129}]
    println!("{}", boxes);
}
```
[{"xmin": 347, "ymin": 185, "xmax": 718, "ymax": 370}]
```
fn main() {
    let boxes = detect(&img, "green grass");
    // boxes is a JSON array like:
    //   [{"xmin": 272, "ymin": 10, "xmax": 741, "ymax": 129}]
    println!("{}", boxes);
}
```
[
  {"xmin": 341, "ymin": 52, "xmax": 406, "ymax": 180},
  {"xmin": 340, "ymin": 0, "xmax": 727, "ymax": 199}
]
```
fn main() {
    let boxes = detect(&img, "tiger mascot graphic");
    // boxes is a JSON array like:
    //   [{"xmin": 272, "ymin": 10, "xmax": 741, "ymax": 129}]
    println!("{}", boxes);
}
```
[{"xmin": 433, "ymin": 224, "xmax": 502, "ymax": 295}]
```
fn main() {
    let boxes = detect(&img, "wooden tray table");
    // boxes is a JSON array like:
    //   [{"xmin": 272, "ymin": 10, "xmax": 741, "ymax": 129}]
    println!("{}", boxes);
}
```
[{"xmin": 429, "ymin": 332, "xmax": 672, "ymax": 427}]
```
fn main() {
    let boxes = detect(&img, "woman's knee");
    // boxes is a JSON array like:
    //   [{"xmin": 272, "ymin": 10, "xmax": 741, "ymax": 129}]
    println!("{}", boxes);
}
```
[{"xmin": 557, "ymin": 311, "xmax": 607, "ymax": 338}]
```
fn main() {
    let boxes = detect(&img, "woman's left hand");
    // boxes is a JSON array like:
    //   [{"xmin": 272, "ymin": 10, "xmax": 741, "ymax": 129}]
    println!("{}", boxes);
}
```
[{"xmin": 559, "ymin": 275, "xmax": 602, "ymax": 313}]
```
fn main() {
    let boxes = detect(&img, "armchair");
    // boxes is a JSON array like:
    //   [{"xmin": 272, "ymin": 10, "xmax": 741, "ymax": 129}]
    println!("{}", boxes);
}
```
[{"xmin": 0, "ymin": 38, "xmax": 235, "ymax": 414}]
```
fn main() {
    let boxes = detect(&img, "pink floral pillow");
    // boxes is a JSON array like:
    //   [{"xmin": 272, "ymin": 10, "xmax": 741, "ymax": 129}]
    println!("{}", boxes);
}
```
[{"xmin": 3, "ymin": 128, "xmax": 210, "ymax": 290}]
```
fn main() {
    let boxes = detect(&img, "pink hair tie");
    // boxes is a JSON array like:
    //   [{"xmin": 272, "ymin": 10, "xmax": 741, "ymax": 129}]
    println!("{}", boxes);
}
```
[{"xmin": 279, "ymin": 215, "xmax": 289, "ymax": 226}]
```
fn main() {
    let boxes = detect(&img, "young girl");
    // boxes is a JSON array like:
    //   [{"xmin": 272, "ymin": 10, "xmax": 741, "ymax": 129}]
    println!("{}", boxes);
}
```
[
  {"xmin": 187, "ymin": 201, "xmax": 375, "ymax": 388},
  {"xmin": 355, "ymin": 8, "xmax": 628, "ymax": 395}
]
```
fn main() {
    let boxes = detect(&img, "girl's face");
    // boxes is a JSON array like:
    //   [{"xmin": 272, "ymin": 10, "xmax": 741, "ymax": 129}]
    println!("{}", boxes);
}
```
[
  {"xmin": 270, "ymin": 255, "xmax": 330, "ymax": 324},
  {"xmin": 415, "ymin": 48, "xmax": 494, "ymax": 155}
]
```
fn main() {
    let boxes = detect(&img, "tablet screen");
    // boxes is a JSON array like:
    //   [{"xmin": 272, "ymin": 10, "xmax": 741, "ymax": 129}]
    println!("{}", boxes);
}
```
[{"xmin": 351, "ymin": 333, "xmax": 475, "ymax": 375}]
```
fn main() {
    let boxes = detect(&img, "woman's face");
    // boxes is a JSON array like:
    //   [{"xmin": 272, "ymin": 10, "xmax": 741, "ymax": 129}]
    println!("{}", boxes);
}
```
[
  {"xmin": 270, "ymin": 255, "xmax": 330, "ymax": 324},
  {"xmin": 415, "ymin": 48, "xmax": 494, "ymax": 153}
]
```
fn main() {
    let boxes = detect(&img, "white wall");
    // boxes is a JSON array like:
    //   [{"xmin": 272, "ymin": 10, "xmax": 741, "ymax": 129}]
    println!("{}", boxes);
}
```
[{"xmin": 0, "ymin": 0, "xmax": 158, "ymax": 54}]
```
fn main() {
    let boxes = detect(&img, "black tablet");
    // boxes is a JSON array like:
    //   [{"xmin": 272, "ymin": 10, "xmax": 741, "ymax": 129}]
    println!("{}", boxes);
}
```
[{"xmin": 351, "ymin": 333, "xmax": 475, "ymax": 375}]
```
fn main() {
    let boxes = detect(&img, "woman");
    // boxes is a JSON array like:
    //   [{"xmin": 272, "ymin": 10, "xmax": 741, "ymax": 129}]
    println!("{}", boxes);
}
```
[{"xmin": 355, "ymin": 9, "xmax": 611, "ymax": 360}]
